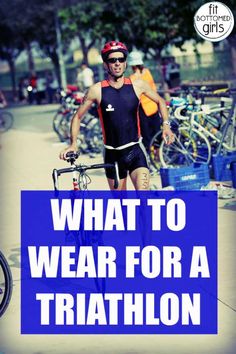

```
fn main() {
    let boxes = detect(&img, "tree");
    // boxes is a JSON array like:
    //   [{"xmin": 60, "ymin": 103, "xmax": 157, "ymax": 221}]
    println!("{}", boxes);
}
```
[
  {"xmin": 0, "ymin": 0, "xmax": 48, "ymax": 92},
  {"xmin": 0, "ymin": 2, "xmax": 23, "ymax": 97},
  {"xmin": 98, "ymin": 0, "xmax": 201, "ymax": 59},
  {"xmin": 59, "ymin": 1, "xmax": 105, "ymax": 65},
  {"xmin": 0, "ymin": 0, "xmax": 71, "ymax": 90},
  {"xmin": 29, "ymin": 1, "xmax": 64, "ymax": 86},
  {"xmin": 3, "ymin": 0, "xmax": 43, "ymax": 73}
]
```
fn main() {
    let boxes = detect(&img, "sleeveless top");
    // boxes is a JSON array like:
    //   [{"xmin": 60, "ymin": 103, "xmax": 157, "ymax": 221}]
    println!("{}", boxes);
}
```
[{"xmin": 97, "ymin": 78, "xmax": 141, "ymax": 149}]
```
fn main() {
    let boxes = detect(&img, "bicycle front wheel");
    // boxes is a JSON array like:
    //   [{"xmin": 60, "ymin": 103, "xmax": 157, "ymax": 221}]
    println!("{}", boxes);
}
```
[
  {"xmin": 0, "ymin": 111, "xmax": 14, "ymax": 132},
  {"xmin": 0, "ymin": 251, "xmax": 13, "ymax": 317},
  {"xmin": 159, "ymin": 127, "xmax": 211, "ymax": 167}
]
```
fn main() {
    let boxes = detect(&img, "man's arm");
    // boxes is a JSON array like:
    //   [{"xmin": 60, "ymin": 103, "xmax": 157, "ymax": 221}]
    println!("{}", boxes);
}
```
[{"xmin": 59, "ymin": 83, "xmax": 100, "ymax": 159}]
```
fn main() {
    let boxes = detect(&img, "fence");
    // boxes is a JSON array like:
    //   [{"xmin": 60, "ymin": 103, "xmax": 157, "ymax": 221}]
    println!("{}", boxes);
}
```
[{"xmin": 0, "ymin": 49, "xmax": 234, "ymax": 95}]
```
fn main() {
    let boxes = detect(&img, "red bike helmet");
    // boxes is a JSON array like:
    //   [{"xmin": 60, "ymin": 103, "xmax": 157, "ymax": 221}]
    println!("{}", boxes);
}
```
[{"xmin": 101, "ymin": 41, "xmax": 128, "ymax": 62}]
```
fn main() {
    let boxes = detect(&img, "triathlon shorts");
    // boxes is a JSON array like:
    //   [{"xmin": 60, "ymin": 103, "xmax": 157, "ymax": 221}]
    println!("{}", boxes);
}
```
[{"xmin": 104, "ymin": 143, "xmax": 149, "ymax": 180}]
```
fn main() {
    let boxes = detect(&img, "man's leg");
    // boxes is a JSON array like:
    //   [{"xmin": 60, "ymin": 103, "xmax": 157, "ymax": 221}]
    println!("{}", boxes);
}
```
[{"xmin": 130, "ymin": 167, "xmax": 150, "ymax": 190}]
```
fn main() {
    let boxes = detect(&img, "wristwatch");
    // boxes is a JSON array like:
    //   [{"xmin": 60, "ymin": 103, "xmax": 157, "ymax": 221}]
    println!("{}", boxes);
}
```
[{"xmin": 163, "ymin": 120, "xmax": 171, "ymax": 126}]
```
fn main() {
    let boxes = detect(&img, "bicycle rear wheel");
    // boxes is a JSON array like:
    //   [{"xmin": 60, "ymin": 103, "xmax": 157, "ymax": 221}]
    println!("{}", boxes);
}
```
[
  {"xmin": 0, "ymin": 251, "xmax": 13, "ymax": 317},
  {"xmin": 159, "ymin": 126, "xmax": 211, "ymax": 167},
  {"xmin": 0, "ymin": 111, "xmax": 14, "ymax": 132}
]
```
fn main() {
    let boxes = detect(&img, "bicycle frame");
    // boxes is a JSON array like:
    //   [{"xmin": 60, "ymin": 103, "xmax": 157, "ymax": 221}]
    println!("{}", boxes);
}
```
[{"xmin": 190, "ymin": 104, "xmax": 236, "ymax": 152}]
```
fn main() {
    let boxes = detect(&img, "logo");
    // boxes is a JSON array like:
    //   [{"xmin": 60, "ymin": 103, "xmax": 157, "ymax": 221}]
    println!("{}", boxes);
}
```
[
  {"xmin": 181, "ymin": 174, "xmax": 197, "ymax": 181},
  {"xmin": 106, "ymin": 104, "xmax": 115, "ymax": 111},
  {"xmin": 194, "ymin": 2, "xmax": 234, "ymax": 42}
]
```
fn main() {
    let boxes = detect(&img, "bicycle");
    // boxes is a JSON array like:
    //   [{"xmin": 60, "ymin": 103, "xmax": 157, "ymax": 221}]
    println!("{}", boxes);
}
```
[
  {"xmin": 158, "ymin": 93, "xmax": 235, "ymax": 167},
  {"xmin": 52, "ymin": 91, "xmax": 82, "ymax": 140},
  {"xmin": 56, "ymin": 111, "xmax": 103, "ymax": 154},
  {"xmin": 150, "ymin": 88, "xmax": 235, "ymax": 169},
  {"xmin": 148, "ymin": 88, "xmax": 207, "ymax": 170},
  {"xmin": 53, "ymin": 93, "xmax": 103, "ymax": 155},
  {"xmin": 0, "ymin": 109, "xmax": 14, "ymax": 132},
  {"xmin": 0, "ymin": 250, "xmax": 13, "ymax": 317},
  {"xmin": 52, "ymin": 152, "xmax": 119, "ymax": 293}
]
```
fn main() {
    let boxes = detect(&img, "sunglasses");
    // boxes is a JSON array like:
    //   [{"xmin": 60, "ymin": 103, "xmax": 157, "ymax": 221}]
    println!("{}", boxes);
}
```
[{"xmin": 106, "ymin": 57, "xmax": 126, "ymax": 64}]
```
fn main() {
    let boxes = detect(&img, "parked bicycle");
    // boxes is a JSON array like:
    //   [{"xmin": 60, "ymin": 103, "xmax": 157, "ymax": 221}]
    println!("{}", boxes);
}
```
[
  {"xmin": 0, "ymin": 250, "xmax": 13, "ymax": 317},
  {"xmin": 53, "ymin": 90, "xmax": 102, "ymax": 155},
  {"xmin": 149, "ymin": 87, "xmax": 236, "ymax": 169},
  {"xmin": 53, "ymin": 90, "xmax": 83, "ymax": 139},
  {"xmin": 159, "ymin": 91, "xmax": 235, "ymax": 167}
]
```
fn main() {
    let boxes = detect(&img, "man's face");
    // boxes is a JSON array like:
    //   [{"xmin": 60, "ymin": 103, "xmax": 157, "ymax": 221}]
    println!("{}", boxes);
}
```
[{"xmin": 105, "ymin": 52, "xmax": 126, "ymax": 77}]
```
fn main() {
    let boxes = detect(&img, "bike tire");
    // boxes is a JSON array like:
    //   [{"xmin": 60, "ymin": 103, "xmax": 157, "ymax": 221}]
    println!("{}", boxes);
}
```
[
  {"xmin": 148, "ymin": 130, "xmax": 163, "ymax": 171},
  {"xmin": 86, "ymin": 120, "xmax": 103, "ymax": 153},
  {"xmin": 57, "ymin": 112, "xmax": 73, "ymax": 142},
  {"xmin": 220, "ymin": 119, "xmax": 236, "ymax": 153},
  {"xmin": 159, "ymin": 126, "xmax": 211, "ymax": 167},
  {"xmin": 0, "ymin": 111, "xmax": 14, "ymax": 132},
  {"xmin": 52, "ymin": 111, "xmax": 64, "ymax": 134},
  {"xmin": 0, "ymin": 251, "xmax": 13, "ymax": 317}
]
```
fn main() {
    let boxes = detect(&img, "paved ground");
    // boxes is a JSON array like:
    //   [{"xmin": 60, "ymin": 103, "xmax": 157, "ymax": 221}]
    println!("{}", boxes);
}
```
[{"xmin": 0, "ymin": 104, "xmax": 235, "ymax": 354}]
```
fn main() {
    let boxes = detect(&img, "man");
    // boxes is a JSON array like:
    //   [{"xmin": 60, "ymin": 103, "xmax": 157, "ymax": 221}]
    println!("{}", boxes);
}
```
[
  {"xmin": 60, "ymin": 41, "xmax": 174, "ymax": 190},
  {"xmin": 78, "ymin": 62, "xmax": 94, "ymax": 91},
  {"xmin": 129, "ymin": 50, "xmax": 161, "ymax": 151}
]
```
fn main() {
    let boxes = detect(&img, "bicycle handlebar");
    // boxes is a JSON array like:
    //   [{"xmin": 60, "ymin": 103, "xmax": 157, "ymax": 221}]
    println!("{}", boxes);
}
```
[
  {"xmin": 159, "ymin": 87, "xmax": 236, "ymax": 99},
  {"xmin": 52, "ymin": 153, "xmax": 120, "ymax": 190}
]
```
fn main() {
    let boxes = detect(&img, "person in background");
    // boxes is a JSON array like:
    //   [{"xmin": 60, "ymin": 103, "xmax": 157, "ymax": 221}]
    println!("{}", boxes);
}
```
[
  {"xmin": 36, "ymin": 74, "xmax": 46, "ymax": 105},
  {"xmin": 46, "ymin": 72, "xmax": 59, "ymax": 103},
  {"xmin": 0, "ymin": 90, "xmax": 7, "ymax": 107},
  {"xmin": 76, "ymin": 67, "xmax": 83, "ymax": 91},
  {"xmin": 28, "ymin": 72, "xmax": 37, "ymax": 104},
  {"xmin": 129, "ymin": 51, "xmax": 161, "ymax": 151},
  {"xmin": 78, "ymin": 62, "xmax": 94, "ymax": 91},
  {"xmin": 18, "ymin": 78, "xmax": 27, "ymax": 103}
]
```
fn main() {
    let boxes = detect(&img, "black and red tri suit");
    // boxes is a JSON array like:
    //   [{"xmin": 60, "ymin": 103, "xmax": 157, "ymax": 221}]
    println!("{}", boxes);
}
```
[{"xmin": 97, "ymin": 78, "xmax": 148, "ymax": 179}]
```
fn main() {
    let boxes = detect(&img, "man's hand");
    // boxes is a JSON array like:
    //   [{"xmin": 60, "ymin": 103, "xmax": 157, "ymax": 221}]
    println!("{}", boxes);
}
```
[
  {"xmin": 59, "ymin": 144, "xmax": 78, "ymax": 160},
  {"xmin": 162, "ymin": 125, "xmax": 175, "ymax": 145}
]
